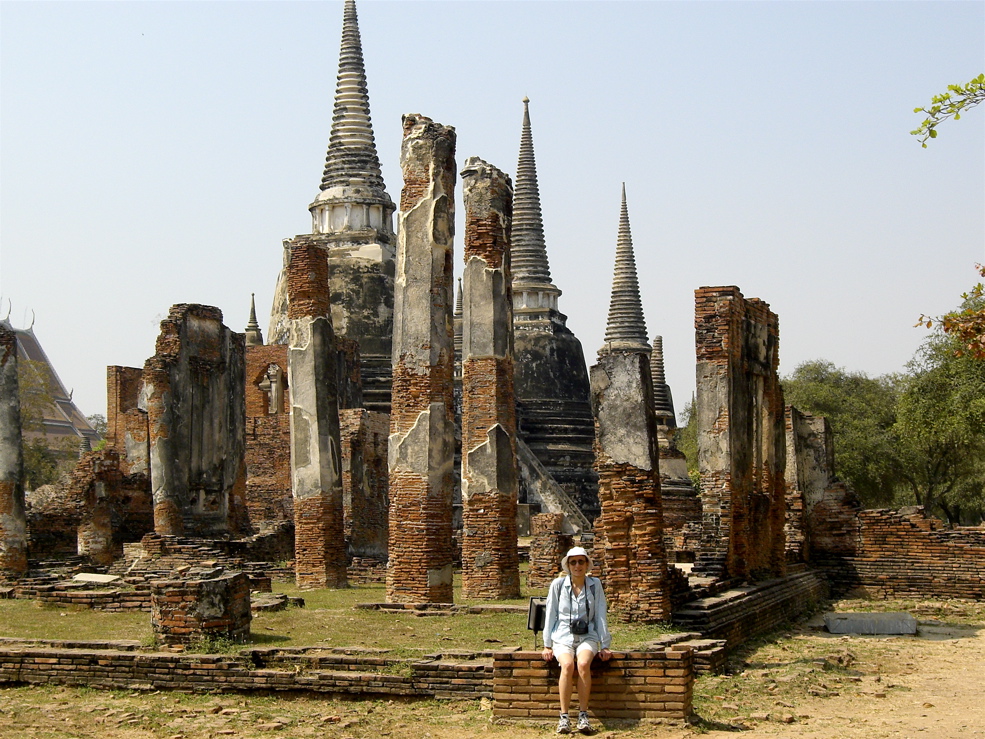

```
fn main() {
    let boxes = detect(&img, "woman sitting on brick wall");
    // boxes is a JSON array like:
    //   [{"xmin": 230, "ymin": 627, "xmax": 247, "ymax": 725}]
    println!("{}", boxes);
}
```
[{"xmin": 541, "ymin": 547, "xmax": 612, "ymax": 734}]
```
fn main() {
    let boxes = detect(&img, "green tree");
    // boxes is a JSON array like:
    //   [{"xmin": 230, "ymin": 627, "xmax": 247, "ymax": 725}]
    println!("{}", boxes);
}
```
[
  {"xmin": 17, "ymin": 358, "xmax": 77, "ymax": 490},
  {"xmin": 893, "ymin": 325, "xmax": 985, "ymax": 524},
  {"xmin": 781, "ymin": 360, "xmax": 902, "ymax": 508},
  {"xmin": 918, "ymin": 264, "xmax": 985, "ymax": 360},
  {"xmin": 911, "ymin": 73, "xmax": 985, "ymax": 147},
  {"xmin": 675, "ymin": 400, "xmax": 700, "ymax": 488}
]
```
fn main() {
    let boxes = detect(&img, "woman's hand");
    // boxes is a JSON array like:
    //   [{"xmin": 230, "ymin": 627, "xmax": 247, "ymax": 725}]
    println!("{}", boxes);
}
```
[
  {"xmin": 599, "ymin": 648, "xmax": 612, "ymax": 662},
  {"xmin": 541, "ymin": 647, "xmax": 554, "ymax": 662}
]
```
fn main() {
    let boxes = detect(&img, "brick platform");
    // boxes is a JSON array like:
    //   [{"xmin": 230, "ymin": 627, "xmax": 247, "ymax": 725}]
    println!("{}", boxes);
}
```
[{"xmin": 492, "ymin": 648, "xmax": 694, "ymax": 721}]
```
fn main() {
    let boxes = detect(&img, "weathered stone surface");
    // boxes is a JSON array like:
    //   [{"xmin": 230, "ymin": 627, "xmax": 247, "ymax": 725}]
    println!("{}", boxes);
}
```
[
  {"xmin": 340, "ymin": 408, "xmax": 388, "ymax": 562},
  {"xmin": 142, "ymin": 305, "xmax": 248, "ymax": 538},
  {"xmin": 0, "ymin": 323, "xmax": 27, "ymax": 578},
  {"xmin": 824, "ymin": 612, "xmax": 917, "ymax": 635},
  {"xmin": 387, "ymin": 115, "xmax": 457, "ymax": 604},
  {"xmin": 459, "ymin": 156, "xmax": 520, "ymax": 600},
  {"xmin": 287, "ymin": 239, "xmax": 347, "ymax": 589},
  {"xmin": 591, "ymin": 351, "xmax": 671, "ymax": 623},
  {"xmin": 693, "ymin": 287, "xmax": 786, "ymax": 580},
  {"xmin": 785, "ymin": 406, "xmax": 834, "ymax": 562}
]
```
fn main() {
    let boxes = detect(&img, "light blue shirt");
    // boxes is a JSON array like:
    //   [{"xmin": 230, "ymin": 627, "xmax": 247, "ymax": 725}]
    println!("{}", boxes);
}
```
[{"xmin": 543, "ymin": 575, "xmax": 611, "ymax": 650}]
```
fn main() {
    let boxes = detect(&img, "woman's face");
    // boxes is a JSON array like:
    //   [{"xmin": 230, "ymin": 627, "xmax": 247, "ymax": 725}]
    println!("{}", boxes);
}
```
[{"xmin": 568, "ymin": 557, "xmax": 588, "ymax": 570}]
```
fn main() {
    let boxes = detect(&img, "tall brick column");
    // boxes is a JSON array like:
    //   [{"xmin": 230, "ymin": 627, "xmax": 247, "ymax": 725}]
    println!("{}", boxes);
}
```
[
  {"xmin": 459, "ymin": 156, "xmax": 521, "ymax": 600},
  {"xmin": 591, "ymin": 351, "xmax": 672, "ymax": 622},
  {"xmin": 527, "ymin": 513, "xmax": 571, "ymax": 590},
  {"xmin": 590, "ymin": 186, "xmax": 671, "ymax": 623},
  {"xmin": 387, "ymin": 114, "xmax": 457, "ymax": 603},
  {"xmin": 287, "ymin": 237, "xmax": 348, "ymax": 589},
  {"xmin": 693, "ymin": 287, "xmax": 786, "ymax": 580},
  {"xmin": 0, "ymin": 324, "xmax": 28, "ymax": 579}
]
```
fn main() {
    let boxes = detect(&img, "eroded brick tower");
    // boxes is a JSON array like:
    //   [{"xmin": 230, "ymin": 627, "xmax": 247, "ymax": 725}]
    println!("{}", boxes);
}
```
[{"xmin": 268, "ymin": 0, "xmax": 395, "ymax": 413}]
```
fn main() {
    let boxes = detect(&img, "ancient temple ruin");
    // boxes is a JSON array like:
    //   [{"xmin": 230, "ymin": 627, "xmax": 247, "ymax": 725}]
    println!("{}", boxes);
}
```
[
  {"xmin": 286, "ymin": 239, "xmax": 348, "ymax": 589},
  {"xmin": 268, "ymin": 0, "xmax": 395, "ymax": 414},
  {"xmin": 386, "ymin": 115, "xmax": 457, "ymax": 604},
  {"xmin": 510, "ymin": 99, "xmax": 599, "ymax": 523},
  {"xmin": 590, "ymin": 186, "xmax": 671, "ymax": 622},
  {"xmin": 458, "ymin": 157, "xmax": 521, "ymax": 600},
  {"xmin": 692, "ymin": 286, "xmax": 787, "ymax": 579}
]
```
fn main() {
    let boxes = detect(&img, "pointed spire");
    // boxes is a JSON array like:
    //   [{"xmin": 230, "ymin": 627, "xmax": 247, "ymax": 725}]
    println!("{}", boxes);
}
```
[
  {"xmin": 245, "ymin": 293, "xmax": 264, "ymax": 347},
  {"xmin": 453, "ymin": 278, "xmax": 464, "ymax": 361},
  {"xmin": 319, "ymin": 0, "xmax": 385, "ymax": 192},
  {"xmin": 602, "ymin": 184, "xmax": 650, "ymax": 354},
  {"xmin": 650, "ymin": 336, "xmax": 677, "ymax": 428},
  {"xmin": 511, "ymin": 98, "xmax": 555, "ymax": 287}
]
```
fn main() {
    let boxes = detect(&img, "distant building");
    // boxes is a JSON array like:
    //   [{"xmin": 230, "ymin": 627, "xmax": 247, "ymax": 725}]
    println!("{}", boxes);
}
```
[{"xmin": 1, "ymin": 318, "xmax": 99, "ymax": 447}]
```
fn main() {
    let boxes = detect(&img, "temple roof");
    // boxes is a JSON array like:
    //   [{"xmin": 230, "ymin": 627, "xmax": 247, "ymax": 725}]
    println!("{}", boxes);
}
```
[
  {"xmin": 1, "ymin": 318, "xmax": 99, "ymax": 443},
  {"xmin": 602, "ymin": 184, "xmax": 650, "ymax": 354}
]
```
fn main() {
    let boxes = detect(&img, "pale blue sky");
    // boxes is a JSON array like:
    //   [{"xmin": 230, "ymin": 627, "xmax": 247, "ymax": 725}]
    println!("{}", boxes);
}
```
[{"xmin": 2, "ymin": 0, "xmax": 983, "ymax": 419}]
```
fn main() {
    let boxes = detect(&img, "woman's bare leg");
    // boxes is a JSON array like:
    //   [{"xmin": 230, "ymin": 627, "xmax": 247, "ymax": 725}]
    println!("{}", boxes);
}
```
[
  {"xmin": 557, "ymin": 652, "xmax": 576, "ymax": 715},
  {"xmin": 576, "ymin": 649, "xmax": 594, "ymax": 712}
]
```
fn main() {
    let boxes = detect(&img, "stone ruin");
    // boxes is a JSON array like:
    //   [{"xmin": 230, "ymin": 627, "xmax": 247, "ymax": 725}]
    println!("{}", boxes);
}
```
[{"xmin": 3, "ymin": 4, "xmax": 983, "ymax": 692}]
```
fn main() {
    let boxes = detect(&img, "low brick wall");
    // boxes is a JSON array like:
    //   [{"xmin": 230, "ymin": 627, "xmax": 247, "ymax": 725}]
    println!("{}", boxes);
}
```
[
  {"xmin": 20, "ymin": 585, "xmax": 152, "ymax": 612},
  {"xmin": 0, "ymin": 641, "xmax": 492, "ymax": 700},
  {"xmin": 811, "ymin": 504, "xmax": 985, "ymax": 600},
  {"xmin": 673, "ymin": 569, "xmax": 828, "ymax": 648},
  {"xmin": 492, "ymin": 648, "xmax": 693, "ymax": 721}
]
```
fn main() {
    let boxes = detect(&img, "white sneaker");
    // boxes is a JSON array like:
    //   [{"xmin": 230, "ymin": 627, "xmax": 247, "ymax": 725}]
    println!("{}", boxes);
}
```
[
  {"xmin": 556, "ymin": 715, "xmax": 572, "ymax": 734},
  {"xmin": 576, "ymin": 712, "xmax": 592, "ymax": 733}
]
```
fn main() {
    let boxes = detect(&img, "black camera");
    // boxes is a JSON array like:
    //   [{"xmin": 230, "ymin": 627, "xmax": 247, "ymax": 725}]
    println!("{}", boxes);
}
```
[{"xmin": 571, "ymin": 619, "xmax": 589, "ymax": 635}]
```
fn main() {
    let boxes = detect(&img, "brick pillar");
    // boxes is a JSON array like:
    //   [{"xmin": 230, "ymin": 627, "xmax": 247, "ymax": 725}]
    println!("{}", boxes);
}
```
[
  {"xmin": 387, "ymin": 114, "xmax": 457, "ymax": 603},
  {"xmin": 459, "ymin": 157, "xmax": 521, "ymax": 600},
  {"xmin": 0, "ymin": 324, "xmax": 27, "ymax": 578},
  {"xmin": 143, "ymin": 360, "xmax": 181, "ymax": 535},
  {"xmin": 76, "ymin": 451, "xmax": 123, "ymax": 567},
  {"xmin": 693, "ymin": 287, "xmax": 786, "ymax": 580},
  {"xmin": 287, "ymin": 238, "xmax": 348, "ymax": 589},
  {"xmin": 527, "ymin": 513, "xmax": 571, "ymax": 590},
  {"xmin": 590, "ymin": 351, "xmax": 671, "ymax": 622}
]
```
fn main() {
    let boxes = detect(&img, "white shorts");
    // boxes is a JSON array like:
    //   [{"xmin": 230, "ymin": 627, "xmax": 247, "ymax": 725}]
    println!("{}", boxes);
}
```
[{"xmin": 552, "ymin": 639, "xmax": 599, "ymax": 659}]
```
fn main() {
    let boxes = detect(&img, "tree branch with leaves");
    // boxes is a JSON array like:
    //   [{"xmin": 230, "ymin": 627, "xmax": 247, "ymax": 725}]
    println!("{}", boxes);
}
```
[{"xmin": 911, "ymin": 73, "xmax": 984, "ymax": 147}]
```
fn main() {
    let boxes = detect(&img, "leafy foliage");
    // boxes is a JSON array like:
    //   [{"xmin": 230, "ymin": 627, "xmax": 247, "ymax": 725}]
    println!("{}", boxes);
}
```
[
  {"xmin": 782, "ymin": 360, "xmax": 901, "ymax": 508},
  {"xmin": 675, "ymin": 400, "xmax": 700, "ymax": 488},
  {"xmin": 894, "ymin": 331, "xmax": 985, "ymax": 523},
  {"xmin": 911, "ymin": 73, "xmax": 985, "ymax": 147},
  {"xmin": 918, "ymin": 264, "xmax": 985, "ymax": 360},
  {"xmin": 16, "ymin": 358, "xmax": 77, "ymax": 490}
]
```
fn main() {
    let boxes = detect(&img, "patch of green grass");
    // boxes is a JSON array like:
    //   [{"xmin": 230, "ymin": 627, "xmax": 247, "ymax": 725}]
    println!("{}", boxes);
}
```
[{"xmin": 0, "ymin": 598, "xmax": 150, "ymax": 643}]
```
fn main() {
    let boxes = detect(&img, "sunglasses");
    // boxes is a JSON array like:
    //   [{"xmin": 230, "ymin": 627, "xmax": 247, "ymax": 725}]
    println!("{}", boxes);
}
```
[{"xmin": 568, "ymin": 559, "xmax": 588, "ymax": 566}]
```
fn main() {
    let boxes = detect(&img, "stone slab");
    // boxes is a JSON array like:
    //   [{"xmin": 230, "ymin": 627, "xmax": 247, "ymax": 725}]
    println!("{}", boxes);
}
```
[
  {"xmin": 823, "ymin": 612, "xmax": 917, "ymax": 635},
  {"xmin": 72, "ymin": 573, "xmax": 121, "ymax": 584}
]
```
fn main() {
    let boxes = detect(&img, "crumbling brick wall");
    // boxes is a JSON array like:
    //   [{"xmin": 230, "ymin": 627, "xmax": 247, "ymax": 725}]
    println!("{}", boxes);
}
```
[
  {"xmin": 74, "ymin": 450, "xmax": 153, "ymax": 565},
  {"xmin": 526, "ymin": 513, "xmax": 571, "ymax": 590},
  {"xmin": 809, "ymin": 492, "xmax": 985, "ymax": 599},
  {"xmin": 150, "ymin": 569, "xmax": 252, "ymax": 645},
  {"xmin": 143, "ymin": 305, "xmax": 248, "ymax": 537},
  {"xmin": 339, "ymin": 409, "xmax": 389, "ymax": 562},
  {"xmin": 693, "ymin": 287, "xmax": 786, "ymax": 580},
  {"xmin": 106, "ymin": 366, "xmax": 148, "ymax": 476},
  {"xmin": 784, "ymin": 407, "xmax": 834, "ymax": 563},
  {"xmin": 244, "ymin": 344, "xmax": 292, "ymax": 527}
]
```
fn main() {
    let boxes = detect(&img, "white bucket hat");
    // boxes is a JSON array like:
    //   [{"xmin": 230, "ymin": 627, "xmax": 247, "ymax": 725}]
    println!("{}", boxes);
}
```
[{"xmin": 561, "ymin": 546, "xmax": 593, "ymax": 575}]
